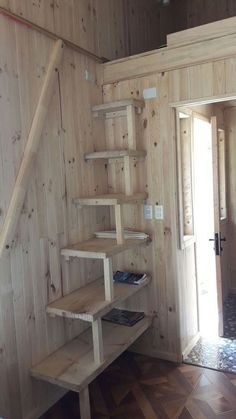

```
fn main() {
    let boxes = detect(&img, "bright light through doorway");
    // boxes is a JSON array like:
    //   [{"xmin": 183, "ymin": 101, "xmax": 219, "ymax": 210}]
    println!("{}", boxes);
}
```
[{"xmin": 193, "ymin": 116, "xmax": 218, "ymax": 337}]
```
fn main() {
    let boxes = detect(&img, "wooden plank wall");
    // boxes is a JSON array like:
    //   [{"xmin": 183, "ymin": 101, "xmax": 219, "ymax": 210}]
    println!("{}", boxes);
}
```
[
  {"xmin": 185, "ymin": 0, "xmax": 236, "ymax": 28},
  {"xmin": 154, "ymin": 0, "xmax": 236, "ymax": 46},
  {"xmin": 0, "ymin": 12, "xmax": 111, "ymax": 419},
  {"xmin": 0, "ymin": 0, "xmax": 160, "ymax": 60},
  {"xmin": 125, "ymin": 0, "xmax": 162, "ymax": 53},
  {"xmin": 103, "ymin": 35, "xmax": 236, "ymax": 358},
  {"xmin": 103, "ymin": 75, "xmax": 180, "ymax": 361},
  {"xmin": 165, "ymin": 59, "xmax": 236, "ymax": 353},
  {"xmin": 224, "ymin": 107, "xmax": 236, "ymax": 293},
  {"xmin": 4, "ymin": 0, "xmax": 236, "ymax": 60},
  {"xmin": 4, "ymin": 0, "xmax": 236, "ymax": 56}
]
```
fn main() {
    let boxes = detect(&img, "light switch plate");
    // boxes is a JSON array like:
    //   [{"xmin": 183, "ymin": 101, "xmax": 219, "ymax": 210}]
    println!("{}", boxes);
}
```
[
  {"xmin": 85, "ymin": 69, "xmax": 96, "ymax": 83},
  {"xmin": 143, "ymin": 87, "xmax": 157, "ymax": 99},
  {"xmin": 144, "ymin": 205, "xmax": 153, "ymax": 220},
  {"xmin": 155, "ymin": 205, "xmax": 164, "ymax": 220}
]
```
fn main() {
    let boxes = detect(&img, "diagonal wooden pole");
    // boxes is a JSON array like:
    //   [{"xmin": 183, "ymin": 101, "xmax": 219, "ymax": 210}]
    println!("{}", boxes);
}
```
[{"xmin": 0, "ymin": 39, "xmax": 64, "ymax": 257}]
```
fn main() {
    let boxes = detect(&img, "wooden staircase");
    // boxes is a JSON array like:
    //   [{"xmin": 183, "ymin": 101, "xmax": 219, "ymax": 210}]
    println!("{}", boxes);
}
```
[{"xmin": 30, "ymin": 99, "xmax": 151, "ymax": 419}]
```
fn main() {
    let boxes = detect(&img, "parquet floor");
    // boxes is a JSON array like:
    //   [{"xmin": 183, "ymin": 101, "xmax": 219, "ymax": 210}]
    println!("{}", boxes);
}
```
[{"xmin": 41, "ymin": 351, "xmax": 236, "ymax": 419}]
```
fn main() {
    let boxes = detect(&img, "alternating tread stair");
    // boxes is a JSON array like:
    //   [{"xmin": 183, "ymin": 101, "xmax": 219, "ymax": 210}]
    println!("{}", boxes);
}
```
[
  {"xmin": 31, "ymin": 316, "xmax": 152, "ymax": 392},
  {"xmin": 47, "ymin": 275, "xmax": 150, "ymax": 322},
  {"xmin": 74, "ymin": 192, "xmax": 147, "ymax": 206},
  {"xmin": 85, "ymin": 149, "xmax": 146, "ymax": 160},
  {"xmin": 31, "ymin": 98, "xmax": 151, "ymax": 419},
  {"xmin": 61, "ymin": 237, "xmax": 149, "ymax": 259},
  {"xmin": 92, "ymin": 98, "xmax": 144, "ymax": 117}
]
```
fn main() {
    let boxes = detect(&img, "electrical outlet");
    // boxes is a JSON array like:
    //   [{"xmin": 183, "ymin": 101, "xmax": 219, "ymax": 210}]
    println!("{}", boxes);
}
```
[
  {"xmin": 85, "ymin": 69, "xmax": 96, "ymax": 83},
  {"xmin": 155, "ymin": 205, "xmax": 164, "ymax": 220},
  {"xmin": 144, "ymin": 205, "xmax": 153, "ymax": 220}
]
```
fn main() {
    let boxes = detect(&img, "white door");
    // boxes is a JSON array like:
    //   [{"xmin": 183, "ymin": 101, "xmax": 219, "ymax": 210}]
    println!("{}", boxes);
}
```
[
  {"xmin": 194, "ymin": 115, "xmax": 218, "ymax": 337},
  {"xmin": 211, "ymin": 116, "xmax": 224, "ymax": 336}
]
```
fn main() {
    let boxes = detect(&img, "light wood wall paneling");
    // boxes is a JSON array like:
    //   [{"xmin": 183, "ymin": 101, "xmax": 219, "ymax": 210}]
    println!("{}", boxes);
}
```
[
  {"xmin": 103, "ymin": 26, "xmax": 236, "ymax": 359},
  {"xmin": 103, "ymin": 32, "xmax": 236, "ymax": 85},
  {"xmin": 186, "ymin": 0, "xmax": 236, "ymax": 29},
  {"xmin": 224, "ymin": 108, "xmax": 236, "ymax": 292},
  {"xmin": 0, "ymin": 39, "xmax": 64, "ymax": 257},
  {"xmin": 4, "ymin": 0, "xmax": 236, "ymax": 61},
  {"xmin": 103, "ymin": 74, "xmax": 180, "ymax": 360},
  {"xmin": 0, "ymin": 253, "xmax": 22, "ymax": 419},
  {"xmin": 167, "ymin": 16, "xmax": 236, "ymax": 47},
  {"xmin": 125, "ymin": 0, "xmax": 160, "ymax": 54},
  {"xmin": 161, "ymin": 1, "xmax": 236, "ymax": 48},
  {"xmin": 0, "ymin": 0, "xmax": 160, "ymax": 60},
  {"xmin": 0, "ymin": 11, "xmax": 109, "ymax": 419}
]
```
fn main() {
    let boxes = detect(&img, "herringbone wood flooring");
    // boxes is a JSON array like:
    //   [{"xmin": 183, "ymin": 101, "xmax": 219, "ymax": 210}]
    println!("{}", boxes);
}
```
[{"xmin": 41, "ymin": 352, "xmax": 236, "ymax": 419}]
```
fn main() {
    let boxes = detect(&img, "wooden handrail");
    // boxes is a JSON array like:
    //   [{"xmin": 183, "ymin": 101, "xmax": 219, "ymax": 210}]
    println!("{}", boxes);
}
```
[{"xmin": 0, "ymin": 39, "xmax": 64, "ymax": 257}]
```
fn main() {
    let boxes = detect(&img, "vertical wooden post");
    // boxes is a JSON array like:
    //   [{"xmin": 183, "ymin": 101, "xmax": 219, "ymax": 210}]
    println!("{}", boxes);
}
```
[
  {"xmin": 103, "ymin": 257, "xmax": 114, "ymax": 301},
  {"xmin": 124, "ymin": 104, "xmax": 137, "ymax": 196},
  {"xmin": 115, "ymin": 204, "xmax": 124, "ymax": 244},
  {"xmin": 0, "ymin": 39, "xmax": 64, "ymax": 257},
  {"xmin": 79, "ymin": 387, "xmax": 91, "ymax": 419},
  {"xmin": 127, "ymin": 104, "xmax": 136, "ymax": 150},
  {"xmin": 124, "ymin": 156, "xmax": 133, "ymax": 196},
  {"xmin": 92, "ymin": 318, "xmax": 104, "ymax": 364}
]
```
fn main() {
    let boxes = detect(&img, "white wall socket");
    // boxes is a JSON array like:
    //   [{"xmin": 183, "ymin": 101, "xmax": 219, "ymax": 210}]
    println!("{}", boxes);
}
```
[
  {"xmin": 155, "ymin": 205, "xmax": 164, "ymax": 220},
  {"xmin": 144, "ymin": 205, "xmax": 153, "ymax": 220}
]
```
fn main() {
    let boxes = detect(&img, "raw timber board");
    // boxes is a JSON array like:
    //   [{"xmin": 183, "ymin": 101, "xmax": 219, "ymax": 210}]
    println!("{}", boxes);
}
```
[
  {"xmin": 61, "ymin": 238, "xmax": 150, "ymax": 259},
  {"xmin": 84, "ymin": 150, "xmax": 146, "ymax": 160},
  {"xmin": 74, "ymin": 193, "xmax": 147, "ymax": 206},
  {"xmin": 0, "ymin": 1, "xmax": 160, "ymax": 60},
  {"xmin": 47, "ymin": 276, "xmax": 150, "ymax": 322},
  {"xmin": 92, "ymin": 99, "xmax": 144, "ymax": 116},
  {"xmin": 31, "ymin": 316, "xmax": 152, "ymax": 392}
]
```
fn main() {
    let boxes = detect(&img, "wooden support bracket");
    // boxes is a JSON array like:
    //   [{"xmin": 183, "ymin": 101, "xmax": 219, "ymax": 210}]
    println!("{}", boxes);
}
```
[
  {"xmin": 79, "ymin": 387, "xmax": 91, "ymax": 419},
  {"xmin": 0, "ymin": 39, "xmax": 64, "ymax": 257},
  {"xmin": 124, "ymin": 156, "xmax": 133, "ymax": 196},
  {"xmin": 114, "ymin": 204, "xmax": 124, "ymax": 244},
  {"xmin": 92, "ymin": 318, "xmax": 104, "ymax": 364},
  {"xmin": 103, "ymin": 257, "xmax": 114, "ymax": 301},
  {"xmin": 127, "ymin": 104, "xmax": 136, "ymax": 150}
]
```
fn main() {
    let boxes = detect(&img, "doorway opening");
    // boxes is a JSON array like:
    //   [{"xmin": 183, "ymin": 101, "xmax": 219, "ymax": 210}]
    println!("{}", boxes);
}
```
[
  {"xmin": 176, "ymin": 99, "xmax": 236, "ymax": 373},
  {"xmin": 193, "ymin": 115, "xmax": 218, "ymax": 337}
]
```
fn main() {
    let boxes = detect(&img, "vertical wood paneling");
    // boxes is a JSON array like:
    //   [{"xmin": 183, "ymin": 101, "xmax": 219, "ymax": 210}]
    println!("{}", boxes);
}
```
[
  {"xmin": 103, "ymin": 43, "xmax": 236, "ymax": 361},
  {"xmin": 186, "ymin": 0, "xmax": 236, "ymax": 28},
  {"xmin": 103, "ymin": 73, "xmax": 179, "ymax": 360},
  {"xmin": 224, "ymin": 107, "xmax": 236, "ymax": 292},
  {"xmin": 0, "ymin": 0, "xmax": 160, "ymax": 60},
  {"xmin": 0, "ymin": 12, "xmax": 110, "ymax": 419}
]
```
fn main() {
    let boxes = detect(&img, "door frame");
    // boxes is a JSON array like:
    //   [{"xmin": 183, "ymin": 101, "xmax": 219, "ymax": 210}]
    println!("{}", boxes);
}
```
[{"xmin": 172, "ymin": 94, "xmax": 235, "ymax": 353}]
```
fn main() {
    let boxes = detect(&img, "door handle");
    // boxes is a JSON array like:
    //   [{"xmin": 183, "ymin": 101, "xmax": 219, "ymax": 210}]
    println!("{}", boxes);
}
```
[
  {"xmin": 220, "ymin": 236, "xmax": 226, "ymax": 252},
  {"xmin": 209, "ymin": 233, "xmax": 226, "ymax": 255},
  {"xmin": 209, "ymin": 233, "xmax": 220, "ymax": 256}
]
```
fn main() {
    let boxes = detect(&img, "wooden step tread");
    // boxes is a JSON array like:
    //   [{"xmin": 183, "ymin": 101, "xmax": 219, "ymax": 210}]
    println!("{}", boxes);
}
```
[
  {"xmin": 61, "ymin": 237, "xmax": 150, "ymax": 260},
  {"xmin": 31, "ymin": 316, "xmax": 152, "ymax": 392},
  {"xmin": 73, "ymin": 193, "xmax": 148, "ymax": 206},
  {"xmin": 92, "ymin": 99, "xmax": 145, "ymax": 116},
  {"xmin": 85, "ymin": 149, "xmax": 146, "ymax": 160},
  {"xmin": 47, "ymin": 276, "xmax": 150, "ymax": 322}
]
